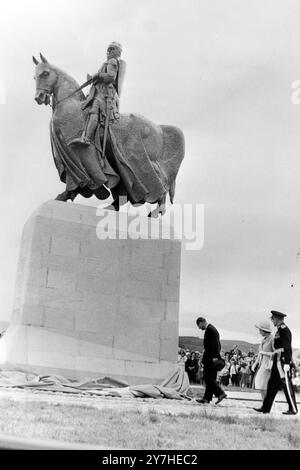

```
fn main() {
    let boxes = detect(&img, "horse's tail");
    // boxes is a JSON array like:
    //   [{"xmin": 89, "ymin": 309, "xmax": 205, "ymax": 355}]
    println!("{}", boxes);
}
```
[
  {"xmin": 169, "ymin": 180, "xmax": 176, "ymax": 204},
  {"xmin": 160, "ymin": 124, "xmax": 185, "ymax": 205}
]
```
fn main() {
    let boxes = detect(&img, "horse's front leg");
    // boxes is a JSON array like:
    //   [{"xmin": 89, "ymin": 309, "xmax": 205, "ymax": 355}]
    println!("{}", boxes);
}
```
[
  {"xmin": 55, "ymin": 189, "xmax": 79, "ymax": 202},
  {"xmin": 148, "ymin": 193, "xmax": 167, "ymax": 218}
]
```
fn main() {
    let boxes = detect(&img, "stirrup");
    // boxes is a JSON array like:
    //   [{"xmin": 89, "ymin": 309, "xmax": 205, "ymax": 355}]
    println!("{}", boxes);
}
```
[{"xmin": 69, "ymin": 135, "xmax": 91, "ymax": 146}]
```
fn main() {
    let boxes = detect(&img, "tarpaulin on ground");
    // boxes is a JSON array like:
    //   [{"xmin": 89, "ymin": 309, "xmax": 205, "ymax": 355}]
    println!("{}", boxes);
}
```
[{"xmin": 0, "ymin": 366, "xmax": 190, "ymax": 400}]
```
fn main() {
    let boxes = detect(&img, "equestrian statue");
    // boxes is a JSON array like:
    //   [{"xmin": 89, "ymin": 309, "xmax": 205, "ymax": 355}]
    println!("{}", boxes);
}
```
[{"xmin": 33, "ymin": 43, "xmax": 185, "ymax": 217}]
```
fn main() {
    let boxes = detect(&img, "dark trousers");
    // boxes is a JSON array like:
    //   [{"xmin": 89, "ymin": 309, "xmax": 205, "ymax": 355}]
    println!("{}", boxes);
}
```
[
  {"xmin": 263, "ymin": 360, "xmax": 298, "ymax": 413},
  {"xmin": 203, "ymin": 363, "xmax": 224, "ymax": 402}
]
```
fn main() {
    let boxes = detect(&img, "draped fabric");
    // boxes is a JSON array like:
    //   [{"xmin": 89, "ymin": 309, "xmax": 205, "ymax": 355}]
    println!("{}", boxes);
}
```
[
  {"xmin": 50, "ymin": 113, "xmax": 176, "ymax": 204},
  {"xmin": 50, "ymin": 121, "xmax": 120, "ymax": 195},
  {"xmin": 0, "ymin": 366, "xmax": 190, "ymax": 400},
  {"xmin": 109, "ymin": 115, "xmax": 168, "ymax": 203}
]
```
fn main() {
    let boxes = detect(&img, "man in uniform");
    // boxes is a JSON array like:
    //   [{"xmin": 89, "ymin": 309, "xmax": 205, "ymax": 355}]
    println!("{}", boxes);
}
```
[
  {"xmin": 70, "ymin": 41, "xmax": 125, "ymax": 146},
  {"xmin": 254, "ymin": 310, "xmax": 298, "ymax": 415}
]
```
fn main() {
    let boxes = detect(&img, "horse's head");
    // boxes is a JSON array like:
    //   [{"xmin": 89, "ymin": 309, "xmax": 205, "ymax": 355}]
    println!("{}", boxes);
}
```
[{"xmin": 33, "ymin": 53, "xmax": 57, "ymax": 105}]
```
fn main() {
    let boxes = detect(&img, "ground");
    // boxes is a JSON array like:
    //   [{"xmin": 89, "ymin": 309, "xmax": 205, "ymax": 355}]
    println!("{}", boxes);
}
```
[{"xmin": 0, "ymin": 385, "xmax": 299, "ymax": 450}]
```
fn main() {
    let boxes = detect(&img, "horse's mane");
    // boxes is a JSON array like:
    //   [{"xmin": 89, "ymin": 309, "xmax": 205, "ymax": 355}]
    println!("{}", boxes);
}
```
[{"xmin": 51, "ymin": 63, "xmax": 85, "ymax": 100}]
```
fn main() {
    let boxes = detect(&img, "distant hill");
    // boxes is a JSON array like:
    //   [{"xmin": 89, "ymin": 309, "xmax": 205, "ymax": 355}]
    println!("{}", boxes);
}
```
[{"xmin": 179, "ymin": 336, "xmax": 259, "ymax": 353}]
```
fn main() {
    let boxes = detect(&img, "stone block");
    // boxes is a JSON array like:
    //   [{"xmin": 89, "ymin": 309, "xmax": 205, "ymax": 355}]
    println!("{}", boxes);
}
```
[
  {"xmin": 161, "ymin": 283, "xmax": 180, "ymax": 302},
  {"xmin": 40, "ymin": 287, "xmax": 83, "ymax": 308},
  {"xmin": 47, "ymin": 269, "xmax": 77, "ymax": 292},
  {"xmin": 44, "ymin": 307, "xmax": 74, "ymax": 330},
  {"xmin": 75, "ymin": 356, "xmax": 126, "ymax": 376},
  {"xmin": 74, "ymin": 310, "xmax": 116, "ymax": 335},
  {"xmin": 78, "ymin": 332, "xmax": 114, "ymax": 347},
  {"xmin": 116, "ymin": 317, "xmax": 161, "ymax": 340},
  {"xmin": 160, "ymin": 320, "xmax": 179, "ymax": 340},
  {"xmin": 26, "ymin": 268, "xmax": 48, "ymax": 288},
  {"xmin": 21, "ymin": 288, "xmax": 40, "ymax": 309},
  {"xmin": 41, "ymin": 254, "xmax": 83, "ymax": 273},
  {"xmin": 79, "ymin": 339, "xmax": 113, "ymax": 359},
  {"xmin": 160, "ymin": 339, "xmax": 178, "ymax": 362},
  {"xmin": 76, "ymin": 275, "xmax": 120, "ymax": 296},
  {"xmin": 81, "ymin": 256, "xmax": 121, "ymax": 277},
  {"xmin": 28, "ymin": 351, "xmax": 75, "ymax": 370},
  {"xmin": 129, "ymin": 253, "xmax": 165, "ymax": 275},
  {"xmin": 51, "ymin": 201, "xmax": 82, "ymax": 223},
  {"xmin": 165, "ymin": 301, "xmax": 179, "ymax": 320},
  {"xmin": 10, "ymin": 308, "xmax": 23, "ymax": 325},
  {"xmin": 119, "ymin": 278, "xmax": 161, "ymax": 300},
  {"xmin": 51, "ymin": 237, "xmax": 80, "ymax": 257},
  {"xmin": 118, "ymin": 297, "xmax": 165, "ymax": 320},
  {"xmin": 125, "ymin": 360, "xmax": 174, "ymax": 380},
  {"xmin": 80, "ymin": 210, "xmax": 98, "ymax": 227},
  {"xmin": 80, "ymin": 294, "xmax": 118, "ymax": 317},
  {"xmin": 27, "ymin": 327, "xmax": 78, "ymax": 355},
  {"xmin": 22, "ymin": 305, "xmax": 44, "ymax": 327},
  {"xmin": 114, "ymin": 334, "xmax": 160, "ymax": 362},
  {"xmin": 167, "ymin": 268, "xmax": 180, "ymax": 286},
  {"xmin": 31, "ymin": 233, "xmax": 51, "ymax": 257}
]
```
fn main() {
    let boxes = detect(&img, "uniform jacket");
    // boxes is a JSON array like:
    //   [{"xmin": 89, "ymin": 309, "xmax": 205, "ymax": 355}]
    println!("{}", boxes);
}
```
[{"xmin": 274, "ymin": 323, "xmax": 292, "ymax": 365}]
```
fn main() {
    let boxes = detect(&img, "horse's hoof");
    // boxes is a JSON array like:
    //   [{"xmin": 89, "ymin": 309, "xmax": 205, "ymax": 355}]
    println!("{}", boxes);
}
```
[
  {"xmin": 104, "ymin": 204, "xmax": 117, "ymax": 211},
  {"xmin": 55, "ymin": 190, "xmax": 78, "ymax": 202},
  {"xmin": 148, "ymin": 211, "xmax": 159, "ymax": 218},
  {"xmin": 105, "ymin": 203, "xmax": 120, "ymax": 212},
  {"xmin": 94, "ymin": 185, "xmax": 110, "ymax": 200},
  {"xmin": 55, "ymin": 192, "xmax": 68, "ymax": 202},
  {"xmin": 69, "ymin": 190, "xmax": 79, "ymax": 201}
]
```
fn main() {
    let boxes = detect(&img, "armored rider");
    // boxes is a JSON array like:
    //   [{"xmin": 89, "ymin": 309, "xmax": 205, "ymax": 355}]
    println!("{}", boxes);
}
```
[
  {"xmin": 254, "ymin": 310, "xmax": 298, "ymax": 415},
  {"xmin": 70, "ymin": 41, "xmax": 125, "ymax": 146}
]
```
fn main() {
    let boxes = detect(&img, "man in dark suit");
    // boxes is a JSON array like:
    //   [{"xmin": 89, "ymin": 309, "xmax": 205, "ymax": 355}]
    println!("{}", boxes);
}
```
[{"xmin": 196, "ymin": 317, "xmax": 227, "ymax": 405}]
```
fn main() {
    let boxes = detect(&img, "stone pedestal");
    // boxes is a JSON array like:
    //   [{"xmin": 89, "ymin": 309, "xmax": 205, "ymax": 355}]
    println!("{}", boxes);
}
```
[{"xmin": 0, "ymin": 201, "xmax": 181, "ymax": 385}]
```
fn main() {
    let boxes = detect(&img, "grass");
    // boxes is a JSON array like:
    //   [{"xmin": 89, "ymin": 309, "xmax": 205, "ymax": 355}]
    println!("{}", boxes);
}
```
[{"xmin": 0, "ymin": 398, "xmax": 299, "ymax": 449}]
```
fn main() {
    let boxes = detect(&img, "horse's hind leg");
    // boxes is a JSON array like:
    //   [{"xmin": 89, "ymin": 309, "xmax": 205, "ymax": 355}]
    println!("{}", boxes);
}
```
[
  {"xmin": 105, "ymin": 198, "xmax": 121, "ymax": 211},
  {"xmin": 104, "ymin": 183, "xmax": 128, "ymax": 211},
  {"xmin": 148, "ymin": 193, "xmax": 167, "ymax": 218}
]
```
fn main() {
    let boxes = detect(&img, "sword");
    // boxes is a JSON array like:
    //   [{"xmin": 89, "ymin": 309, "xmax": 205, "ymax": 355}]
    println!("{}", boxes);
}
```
[
  {"xmin": 56, "ymin": 76, "xmax": 95, "ymax": 105},
  {"xmin": 284, "ymin": 366, "xmax": 298, "ymax": 414},
  {"xmin": 102, "ymin": 95, "xmax": 112, "ymax": 158}
]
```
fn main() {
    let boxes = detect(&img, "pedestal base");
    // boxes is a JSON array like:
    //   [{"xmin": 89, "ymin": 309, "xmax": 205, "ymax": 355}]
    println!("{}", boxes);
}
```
[{"xmin": 0, "ymin": 201, "xmax": 181, "ymax": 385}]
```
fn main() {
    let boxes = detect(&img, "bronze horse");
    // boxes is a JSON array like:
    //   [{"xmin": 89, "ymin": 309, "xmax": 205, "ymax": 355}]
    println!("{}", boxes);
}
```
[{"xmin": 33, "ymin": 53, "xmax": 185, "ymax": 217}]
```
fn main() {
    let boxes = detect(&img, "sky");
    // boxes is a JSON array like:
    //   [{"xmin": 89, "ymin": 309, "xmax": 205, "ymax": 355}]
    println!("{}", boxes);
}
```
[{"xmin": 1, "ymin": 0, "xmax": 300, "ymax": 347}]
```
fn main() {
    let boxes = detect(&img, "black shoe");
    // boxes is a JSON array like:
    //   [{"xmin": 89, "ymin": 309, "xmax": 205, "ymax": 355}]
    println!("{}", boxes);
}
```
[
  {"xmin": 196, "ymin": 398, "xmax": 209, "ymax": 404},
  {"xmin": 282, "ymin": 410, "xmax": 298, "ymax": 415},
  {"xmin": 55, "ymin": 192, "xmax": 69, "ymax": 202},
  {"xmin": 253, "ymin": 408, "xmax": 270, "ymax": 414},
  {"xmin": 215, "ymin": 393, "xmax": 227, "ymax": 405},
  {"xmin": 253, "ymin": 407, "xmax": 264, "ymax": 413}
]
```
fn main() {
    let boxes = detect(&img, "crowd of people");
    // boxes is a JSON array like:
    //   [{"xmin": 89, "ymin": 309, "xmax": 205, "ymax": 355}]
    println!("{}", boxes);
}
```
[{"xmin": 178, "ymin": 343, "xmax": 300, "ymax": 393}]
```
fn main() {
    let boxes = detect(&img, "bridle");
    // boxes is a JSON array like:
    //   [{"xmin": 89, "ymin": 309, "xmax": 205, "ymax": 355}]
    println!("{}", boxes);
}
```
[{"xmin": 36, "ymin": 83, "xmax": 86, "ymax": 109}]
